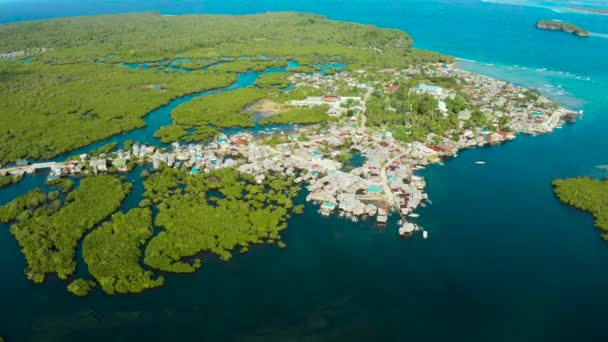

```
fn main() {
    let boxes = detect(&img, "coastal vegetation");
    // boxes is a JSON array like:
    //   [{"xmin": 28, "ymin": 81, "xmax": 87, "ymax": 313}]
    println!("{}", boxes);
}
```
[
  {"xmin": 553, "ymin": 177, "xmax": 608, "ymax": 240},
  {"xmin": 185, "ymin": 126, "xmax": 220, "ymax": 143},
  {"xmin": 83, "ymin": 207, "xmax": 164, "ymax": 294},
  {"xmin": 259, "ymin": 105, "xmax": 335, "ymax": 126},
  {"xmin": 67, "ymin": 279, "xmax": 96, "ymax": 297},
  {"xmin": 154, "ymin": 125, "xmax": 189, "ymax": 144},
  {"xmin": 171, "ymin": 88, "xmax": 269, "ymax": 128},
  {"xmin": 7, "ymin": 176, "xmax": 131, "ymax": 283},
  {"xmin": 0, "ymin": 189, "xmax": 47, "ymax": 223},
  {"xmin": 154, "ymin": 124, "xmax": 219, "ymax": 143},
  {"xmin": 536, "ymin": 20, "xmax": 590, "ymax": 37},
  {"xmin": 255, "ymin": 73, "xmax": 291, "ymax": 88},
  {"xmin": 96, "ymin": 142, "xmax": 119, "ymax": 154},
  {"xmin": 0, "ymin": 175, "xmax": 23, "ymax": 189},
  {"xmin": 46, "ymin": 178, "xmax": 74, "ymax": 193},
  {"xmin": 211, "ymin": 59, "xmax": 287, "ymax": 73},
  {"xmin": 0, "ymin": 12, "xmax": 451, "ymax": 163},
  {"xmin": 0, "ymin": 61, "xmax": 235, "ymax": 163},
  {"xmin": 143, "ymin": 167, "xmax": 301, "ymax": 272},
  {"xmin": 180, "ymin": 59, "xmax": 218, "ymax": 70}
]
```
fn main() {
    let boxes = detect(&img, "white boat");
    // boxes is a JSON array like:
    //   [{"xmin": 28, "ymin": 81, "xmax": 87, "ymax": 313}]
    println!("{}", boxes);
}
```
[
  {"xmin": 475, "ymin": 161, "xmax": 486, "ymax": 165},
  {"xmin": 423, "ymin": 231, "xmax": 428, "ymax": 239},
  {"xmin": 408, "ymin": 213, "xmax": 420, "ymax": 218}
]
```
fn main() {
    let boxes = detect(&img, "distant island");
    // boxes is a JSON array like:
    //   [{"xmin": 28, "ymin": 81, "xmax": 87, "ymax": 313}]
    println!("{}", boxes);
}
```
[{"xmin": 536, "ymin": 20, "xmax": 590, "ymax": 37}]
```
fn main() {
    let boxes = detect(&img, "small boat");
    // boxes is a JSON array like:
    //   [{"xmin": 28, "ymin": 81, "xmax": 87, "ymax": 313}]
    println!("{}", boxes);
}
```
[
  {"xmin": 423, "ymin": 231, "xmax": 428, "ymax": 239},
  {"xmin": 408, "ymin": 213, "xmax": 420, "ymax": 218},
  {"xmin": 426, "ymin": 199, "xmax": 433, "ymax": 205},
  {"xmin": 475, "ymin": 161, "xmax": 486, "ymax": 165}
]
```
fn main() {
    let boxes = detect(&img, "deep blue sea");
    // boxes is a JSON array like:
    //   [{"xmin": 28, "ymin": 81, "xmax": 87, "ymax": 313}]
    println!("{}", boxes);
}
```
[{"xmin": 1, "ymin": 0, "xmax": 608, "ymax": 341}]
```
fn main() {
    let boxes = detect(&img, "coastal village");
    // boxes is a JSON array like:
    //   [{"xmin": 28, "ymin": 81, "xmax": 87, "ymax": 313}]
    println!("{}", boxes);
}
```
[{"xmin": 0, "ymin": 63, "xmax": 579, "ymax": 237}]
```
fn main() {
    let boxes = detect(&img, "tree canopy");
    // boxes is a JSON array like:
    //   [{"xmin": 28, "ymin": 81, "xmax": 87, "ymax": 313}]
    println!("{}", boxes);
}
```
[
  {"xmin": 83, "ymin": 207, "xmax": 164, "ymax": 295},
  {"xmin": 8, "ymin": 176, "xmax": 131, "ymax": 282},
  {"xmin": 553, "ymin": 177, "xmax": 608, "ymax": 240}
]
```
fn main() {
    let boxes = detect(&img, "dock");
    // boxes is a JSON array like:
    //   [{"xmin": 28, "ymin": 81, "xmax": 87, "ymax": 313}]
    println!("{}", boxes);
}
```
[{"xmin": 0, "ymin": 162, "xmax": 57, "ymax": 176}]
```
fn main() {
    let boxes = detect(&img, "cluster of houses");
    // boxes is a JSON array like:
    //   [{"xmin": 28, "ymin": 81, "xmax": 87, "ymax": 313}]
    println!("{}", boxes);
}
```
[
  {"xmin": 0, "ymin": 48, "xmax": 52, "ymax": 60},
  {"xmin": 289, "ymin": 95, "xmax": 364, "ymax": 117},
  {"xmin": 287, "ymin": 71, "xmax": 369, "ymax": 118},
  {"xmin": 402, "ymin": 64, "xmax": 573, "ymax": 135},
  {"xmin": 1, "ymin": 61, "xmax": 583, "ymax": 239}
]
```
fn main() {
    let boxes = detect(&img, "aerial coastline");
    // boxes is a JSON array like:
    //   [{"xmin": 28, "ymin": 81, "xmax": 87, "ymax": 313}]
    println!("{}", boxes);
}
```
[
  {"xmin": 3, "ymin": 0, "xmax": 608, "ymax": 339},
  {"xmin": 0, "ymin": 11, "xmax": 582, "ymax": 298}
]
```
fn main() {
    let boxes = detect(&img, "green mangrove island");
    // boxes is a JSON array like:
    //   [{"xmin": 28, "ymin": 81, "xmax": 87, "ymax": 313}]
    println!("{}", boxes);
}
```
[
  {"xmin": 3, "ymin": 176, "xmax": 132, "ymax": 283},
  {"xmin": 536, "ymin": 20, "xmax": 590, "ymax": 37},
  {"xmin": 553, "ymin": 177, "xmax": 608, "ymax": 240}
]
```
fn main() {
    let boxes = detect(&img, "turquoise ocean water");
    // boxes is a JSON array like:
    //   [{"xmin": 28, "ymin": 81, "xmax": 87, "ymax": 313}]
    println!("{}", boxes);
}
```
[{"xmin": 1, "ymin": 0, "xmax": 608, "ymax": 340}]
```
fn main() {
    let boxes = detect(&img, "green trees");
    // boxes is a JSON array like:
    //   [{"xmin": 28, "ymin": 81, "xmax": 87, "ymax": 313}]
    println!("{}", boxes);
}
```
[
  {"xmin": 181, "ymin": 59, "xmax": 219, "ymax": 70},
  {"xmin": 143, "ymin": 168, "xmax": 301, "ymax": 272},
  {"xmin": 171, "ymin": 88, "xmax": 269, "ymax": 128},
  {"xmin": 9, "ymin": 176, "xmax": 131, "ymax": 283},
  {"xmin": 0, "ymin": 61, "xmax": 235, "ymax": 163},
  {"xmin": 46, "ymin": 178, "xmax": 74, "ymax": 193},
  {"xmin": 367, "ymin": 89, "xmax": 459, "ymax": 143},
  {"xmin": 255, "ymin": 73, "xmax": 291, "ymax": 88},
  {"xmin": 83, "ymin": 208, "xmax": 164, "ymax": 295},
  {"xmin": 154, "ymin": 125, "xmax": 219, "ymax": 143},
  {"xmin": 0, "ymin": 189, "xmax": 47, "ymax": 223},
  {"xmin": 259, "ymin": 105, "xmax": 334, "ymax": 126},
  {"xmin": 553, "ymin": 177, "xmax": 608, "ymax": 240},
  {"xmin": 212, "ymin": 60, "xmax": 287, "ymax": 73},
  {"xmin": 445, "ymin": 96, "xmax": 468, "ymax": 115},
  {"xmin": 67, "ymin": 279, "xmax": 96, "ymax": 297},
  {"xmin": 0, "ymin": 175, "xmax": 23, "ymax": 189},
  {"xmin": 154, "ymin": 125, "xmax": 189, "ymax": 143},
  {"xmin": 0, "ymin": 11, "xmax": 453, "ymax": 163},
  {"xmin": 96, "ymin": 142, "xmax": 119, "ymax": 154},
  {"xmin": 468, "ymin": 110, "xmax": 489, "ymax": 129}
]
